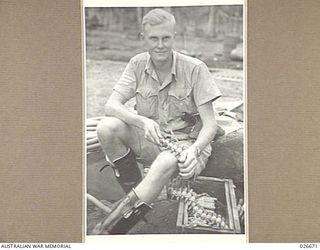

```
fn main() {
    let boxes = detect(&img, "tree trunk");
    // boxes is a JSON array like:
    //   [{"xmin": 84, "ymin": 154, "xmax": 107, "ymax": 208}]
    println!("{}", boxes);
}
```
[
  {"xmin": 206, "ymin": 6, "xmax": 216, "ymax": 37},
  {"xmin": 119, "ymin": 8, "xmax": 124, "ymax": 31},
  {"xmin": 102, "ymin": 9, "xmax": 110, "ymax": 30},
  {"xmin": 136, "ymin": 7, "xmax": 142, "ymax": 31}
]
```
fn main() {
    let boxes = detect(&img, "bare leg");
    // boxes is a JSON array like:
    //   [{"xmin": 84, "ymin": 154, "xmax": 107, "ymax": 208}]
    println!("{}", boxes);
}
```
[
  {"xmin": 134, "ymin": 151, "xmax": 177, "ymax": 203},
  {"xmin": 97, "ymin": 117, "xmax": 137, "ymax": 161},
  {"xmin": 97, "ymin": 117, "xmax": 144, "ymax": 193},
  {"xmin": 94, "ymin": 118, "xmax": 178, "ymax": 234},
  {"xmin": 97, "ymin": 117, "xmax": 178, "ymax": 203}
]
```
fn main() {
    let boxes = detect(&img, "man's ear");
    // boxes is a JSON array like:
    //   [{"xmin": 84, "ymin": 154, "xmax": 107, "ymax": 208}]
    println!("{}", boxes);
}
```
[{"xmin": 139, "ymin": 32, "xmax": 144, "ymax": 40}]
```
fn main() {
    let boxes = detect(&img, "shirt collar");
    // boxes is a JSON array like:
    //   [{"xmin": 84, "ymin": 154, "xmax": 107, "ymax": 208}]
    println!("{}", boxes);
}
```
[{"xmin": 144, "ymin": 50, "xmax": 177, "ymax": 77}]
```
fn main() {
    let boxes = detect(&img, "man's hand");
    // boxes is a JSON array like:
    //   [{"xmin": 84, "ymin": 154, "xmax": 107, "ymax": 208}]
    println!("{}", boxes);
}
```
[
  {"xmin": 178, "ymin": 145, "xmax": 202, "ymax": 179},
  {"xmin": 140, "ymin": 116, "xmax": 163, "ymax": 145},
  {"xmin": 176, "ymin": 101, "xmax": 218, "ymax": 179}
]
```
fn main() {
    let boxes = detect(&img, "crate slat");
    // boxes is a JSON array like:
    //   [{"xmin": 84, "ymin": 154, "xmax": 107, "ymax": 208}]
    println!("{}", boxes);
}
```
[
  {"xmin": 224, "ymin": 181, "xmax": 234, "ymax": 230},
  {"xmin": 228, "ymin": 179, "xmax": 241, "ymax": 233},
  {"xmin": 177, "ymin": 201, "xmax": 184, "ymax": 227}
]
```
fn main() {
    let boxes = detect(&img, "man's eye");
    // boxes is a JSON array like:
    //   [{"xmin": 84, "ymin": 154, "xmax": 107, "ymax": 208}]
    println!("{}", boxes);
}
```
[{"xmin": 150, "ymin": 37, "xmax": 158, "ymax": 42}]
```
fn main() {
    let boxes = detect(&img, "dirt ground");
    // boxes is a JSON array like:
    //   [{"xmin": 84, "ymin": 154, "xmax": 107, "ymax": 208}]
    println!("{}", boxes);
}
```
[
  {"xmin": 86, "ymin": 59, "xmax": 243, "ymax": 118},
  {"xmin": 86, "ymin": 29, "xmax": 243, "ymax": 118},
  {"xmin": 86, "ymin": 30, "xmax": 244, "ymax": 235}
]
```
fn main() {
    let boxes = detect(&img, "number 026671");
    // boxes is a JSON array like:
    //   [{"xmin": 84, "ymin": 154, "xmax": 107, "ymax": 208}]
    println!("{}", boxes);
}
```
[{"xmin": 300, "ymin": 244, "xmax": 318, "ymax": 249}]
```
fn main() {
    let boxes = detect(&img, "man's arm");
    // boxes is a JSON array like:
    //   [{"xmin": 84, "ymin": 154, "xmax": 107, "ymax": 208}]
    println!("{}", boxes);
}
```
[
  {"xmin": 105, "ymin": 91, "xmax": 163, "ymax": 145},
  {"xmin": 193, "ymin": 101, "xmax": 218, "ymax": 152},
  {"xmin": 178, "ymin": 101, "xmax": 217, "ymax": 179}
]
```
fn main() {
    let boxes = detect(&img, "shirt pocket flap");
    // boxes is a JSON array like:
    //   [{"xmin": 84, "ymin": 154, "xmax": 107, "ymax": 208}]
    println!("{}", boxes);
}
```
[
  {"xmin": 168, "ymin": 87, "xmax": 192, "ymax": 100},
  {"xmin": 136, "ymin": 87, "xmax": 158, "ymax": 99}
]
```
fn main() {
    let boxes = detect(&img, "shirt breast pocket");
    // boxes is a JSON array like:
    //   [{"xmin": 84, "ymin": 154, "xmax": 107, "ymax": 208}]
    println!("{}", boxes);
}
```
[
  {"xmin": 167, "ymin": 87, "xmax": 197, "ymax": 117},
  {"xmin": 135, "ymin": 87, "xmax": 158, "ymax": 118}
]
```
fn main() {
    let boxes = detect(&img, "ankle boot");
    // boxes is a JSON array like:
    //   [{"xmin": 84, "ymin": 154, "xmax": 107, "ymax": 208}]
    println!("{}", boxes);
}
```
[
  {"xmin": 91, "ymin": 189, "xmax": 152, "ymax": 235},
  {"xmin": 101, "ymin": 148, "xmax": 142, "ymax": 193}
]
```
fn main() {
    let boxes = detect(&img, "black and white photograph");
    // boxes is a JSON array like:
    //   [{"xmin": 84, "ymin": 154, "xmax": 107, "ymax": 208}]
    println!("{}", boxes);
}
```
[{"xmin": 85, "ymin": 3, "xmax": 245, "ymax": 237}]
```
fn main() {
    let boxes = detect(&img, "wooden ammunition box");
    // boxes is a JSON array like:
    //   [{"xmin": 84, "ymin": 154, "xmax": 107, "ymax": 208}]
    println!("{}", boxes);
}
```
[{"xmin": 176, "ymin": 176, "xmax": 241, "ymax": 234}]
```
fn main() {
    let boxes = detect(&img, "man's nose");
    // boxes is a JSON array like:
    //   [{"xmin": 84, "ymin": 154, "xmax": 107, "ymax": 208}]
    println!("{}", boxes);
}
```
[{"xmin": 157, "ymin": 39, "xmax": 164, "ymax": 48}]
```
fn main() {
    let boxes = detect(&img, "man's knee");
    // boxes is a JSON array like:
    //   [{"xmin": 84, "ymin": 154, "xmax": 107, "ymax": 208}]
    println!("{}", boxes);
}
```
[
  {"xmin": 97, "ymin": 117, "xmax": 127, "ymax": 142},
  {"xmin": 150, "ymin": 151, "xmax": 178, "ymax": 178}
]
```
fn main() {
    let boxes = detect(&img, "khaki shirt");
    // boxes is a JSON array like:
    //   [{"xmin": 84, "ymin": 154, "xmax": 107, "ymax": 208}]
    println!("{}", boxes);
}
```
[{"xmin": 114, "ymin": 50, "xmax": 221, "ymax": 139}]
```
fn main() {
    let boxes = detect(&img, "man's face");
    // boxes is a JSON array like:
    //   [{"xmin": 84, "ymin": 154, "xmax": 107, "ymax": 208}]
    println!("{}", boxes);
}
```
[{"xmin": 143, "ymin": 21, "xmax": 175, "ymax": 65}]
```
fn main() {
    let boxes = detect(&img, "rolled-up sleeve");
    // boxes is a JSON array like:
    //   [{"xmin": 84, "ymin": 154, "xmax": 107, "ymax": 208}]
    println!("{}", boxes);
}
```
[
  {"xmin": 192, "ymin": 63, "xmax": 221, "ymax": 107},
  {"xmin": 113, "ymin": 58, "xmax": 137, "ymax": 101}
]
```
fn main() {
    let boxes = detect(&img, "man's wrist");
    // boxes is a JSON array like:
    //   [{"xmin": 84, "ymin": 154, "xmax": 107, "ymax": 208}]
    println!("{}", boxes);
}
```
[
  {"xmin": 192, "ymin": 144, "xmax": 201, "ymax": 158},
  {"xmin": 134, "ymin": 115, "xmax": 147, "ymax": 129}
]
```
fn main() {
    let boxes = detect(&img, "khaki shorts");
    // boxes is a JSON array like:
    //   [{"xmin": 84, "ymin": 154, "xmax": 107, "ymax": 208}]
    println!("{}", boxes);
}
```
[{"xmin": 132, "ymin": 126, "xmax": 212, "ymax": 172}]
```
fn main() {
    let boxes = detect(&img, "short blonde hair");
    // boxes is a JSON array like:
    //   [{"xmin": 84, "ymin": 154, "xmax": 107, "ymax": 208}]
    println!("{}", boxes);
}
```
[{"xmin": 142, "ymin": 8, "xmax": 176, "ymax": 31}]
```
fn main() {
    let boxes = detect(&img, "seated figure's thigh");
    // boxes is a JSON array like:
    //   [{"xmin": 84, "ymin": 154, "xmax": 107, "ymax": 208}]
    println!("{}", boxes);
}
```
[
  {"xmin": 97, "ymin": 117, "xmax": 160, "ymax": 166},
  {"xmin": 129, "ymin": 130, "xmax": 212, "ymax": 172},
  {"xmin": 97, "ymin": 117, "xmax": 157, "ymax": 163}
]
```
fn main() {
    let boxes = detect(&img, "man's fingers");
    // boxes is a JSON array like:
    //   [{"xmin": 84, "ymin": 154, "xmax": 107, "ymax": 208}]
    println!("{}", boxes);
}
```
[
  {"xmin": 179, "ymin": 160, "xmax": 197, "ymax": 173},
  {"xmin": 155, "ymin": 125, "xmax": 163, "ymax": 139},
  {"xmin": 145, "ymin": 132, "xmax": 155, "ymax": 144},
  {"xmin": 178, "ymin": 150, "xmax": 187, "ymax": 163},
  {"xmin": 145, "ymin": 129, "xmax": 160, "ymax": 145},
  {"xmin": 151, "ymin": 127, "xmax": 160, "ymax": 145},
  {"xmin": 153, "ymin": 124, "xmax": 164, "ymax": 145},
  {"xmin": 179, "ymin": 153, "xmax": 194, "ymax": 169},
  {"xmin": 179, "ymin": 167, "xmax": 195, "ymax": 179},
  {"xmin": 142, "ymin": 119, "xmax": 163, "ymax": 145}
]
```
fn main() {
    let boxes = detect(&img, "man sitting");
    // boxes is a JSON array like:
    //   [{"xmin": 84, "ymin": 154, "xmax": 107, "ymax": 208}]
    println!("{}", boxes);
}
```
[{"xmin": 93, "ymin": 8, "xmax": 221, "ymax": 234}]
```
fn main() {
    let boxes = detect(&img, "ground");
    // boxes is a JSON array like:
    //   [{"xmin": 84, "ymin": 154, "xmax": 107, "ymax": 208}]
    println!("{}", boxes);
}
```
[{"xmin": 86, "ymin": 59, "xmax": 243, "ymax": 118}]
